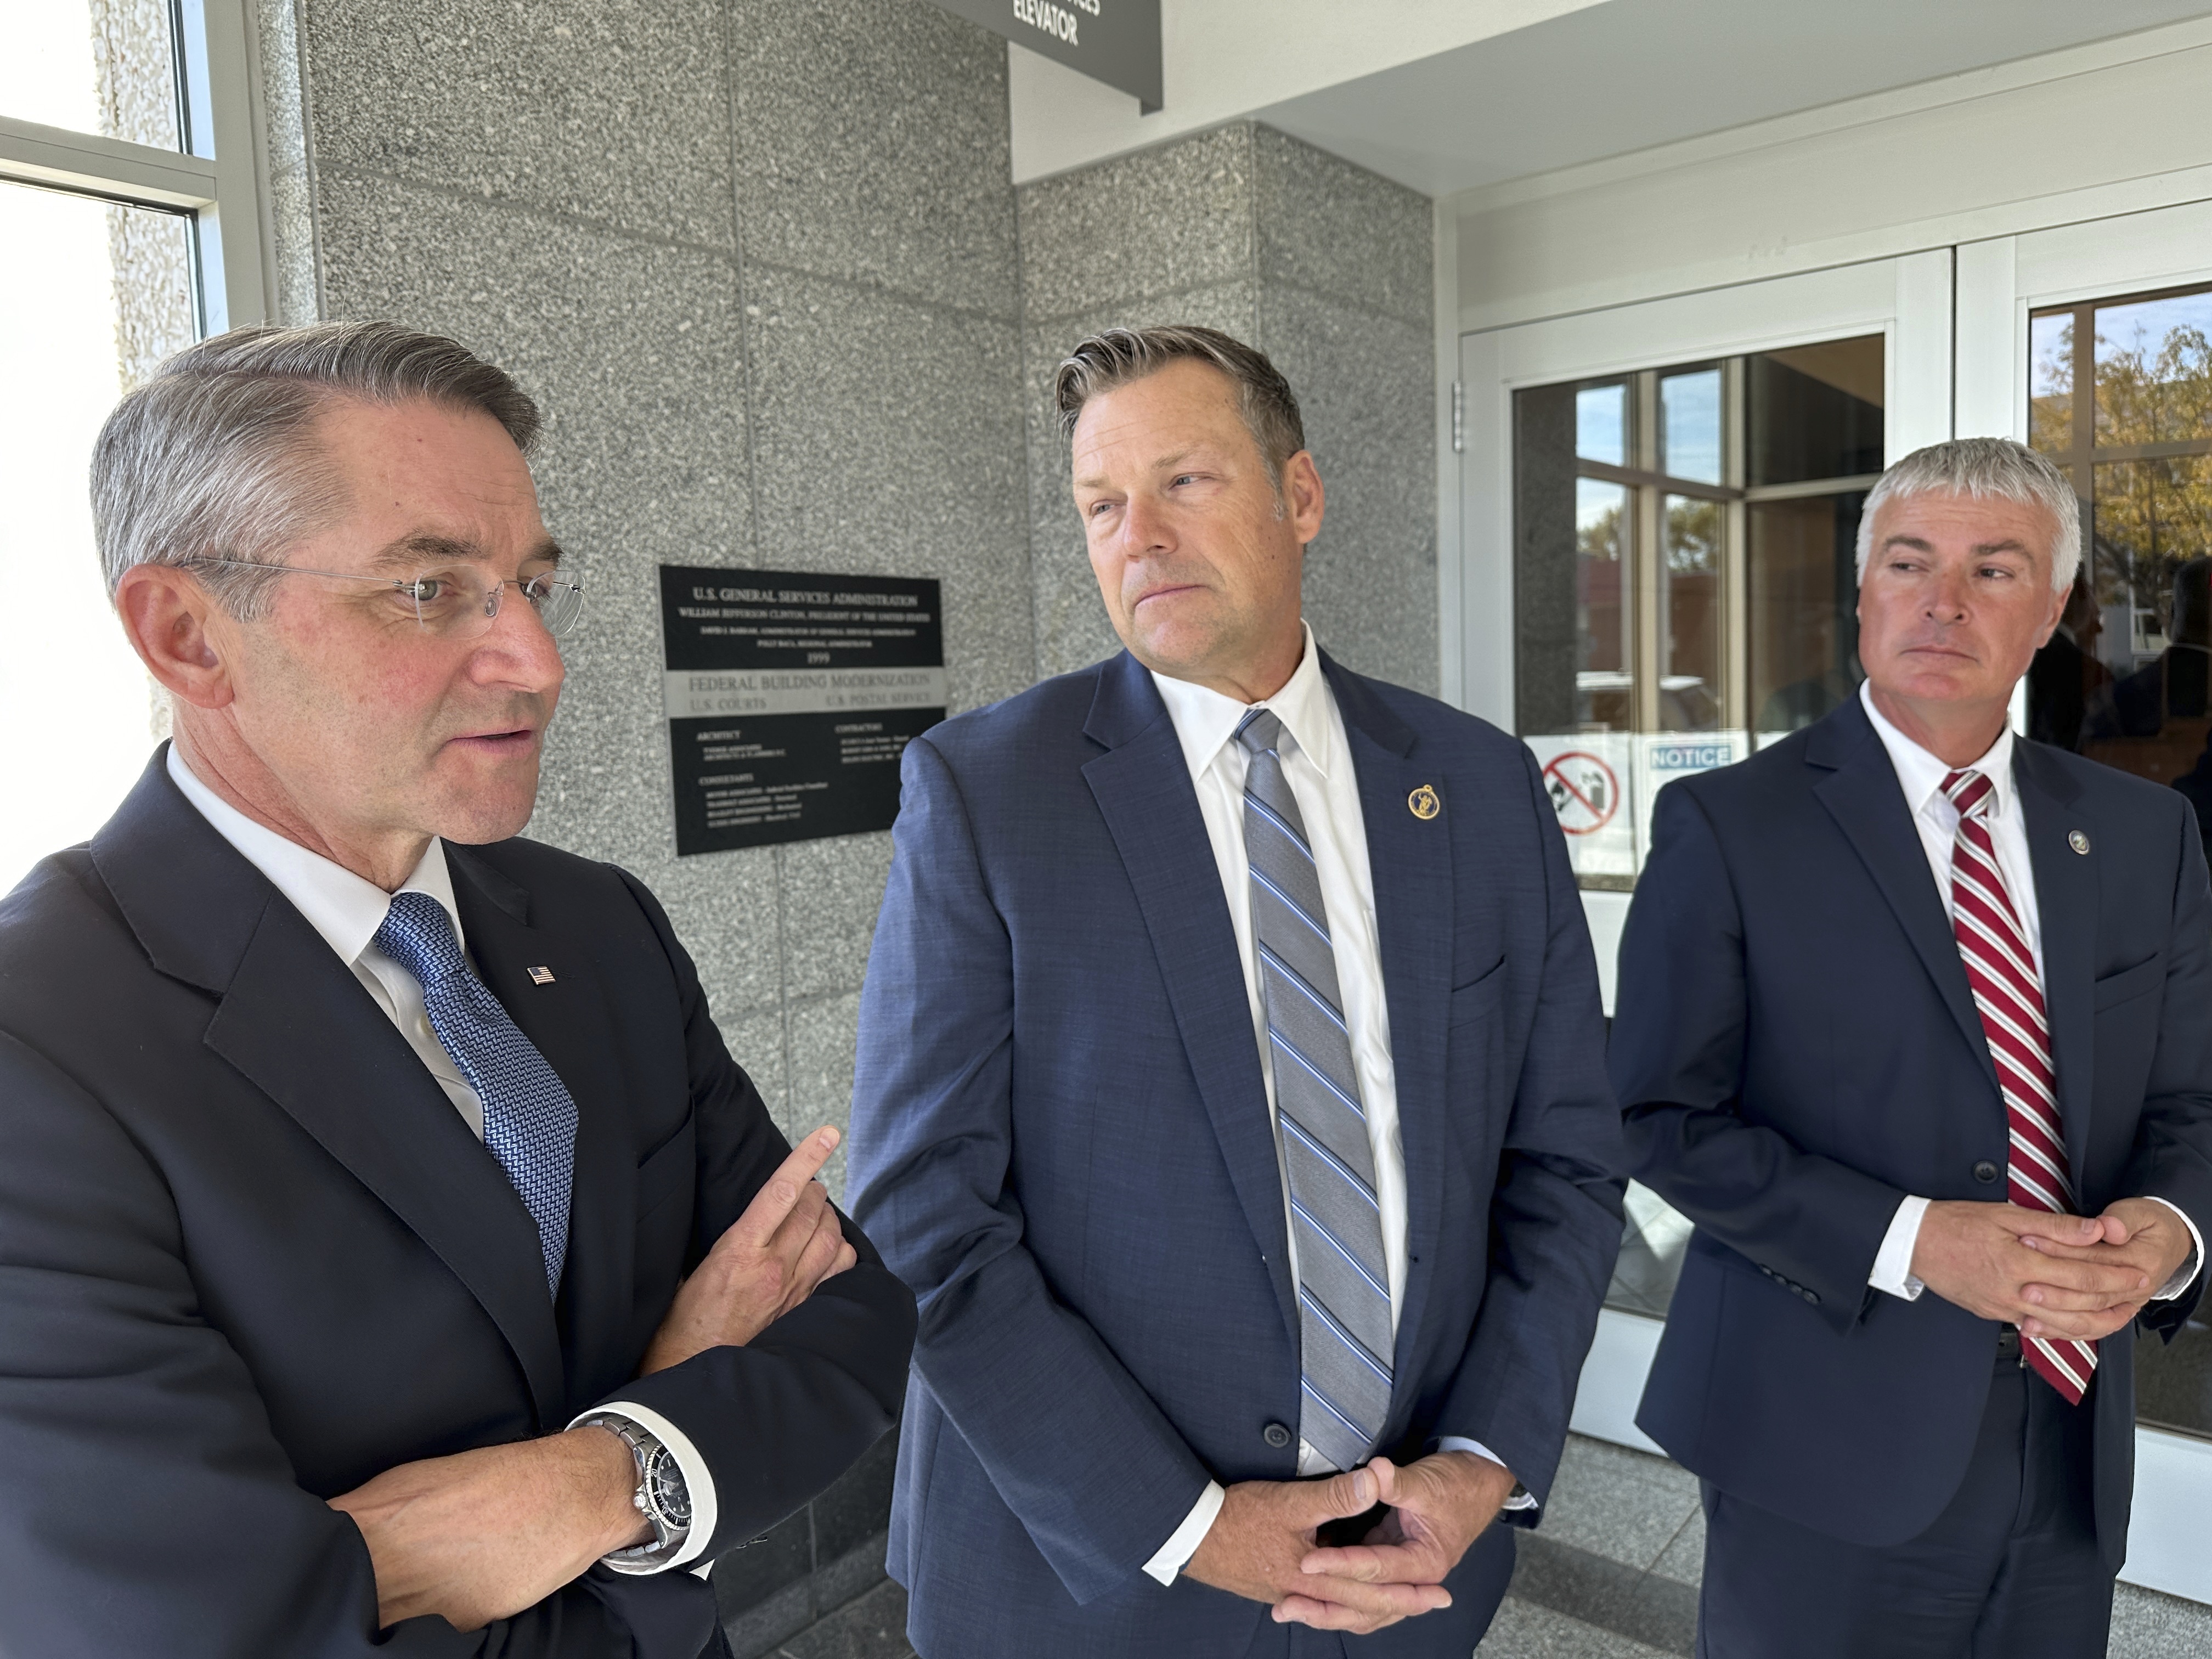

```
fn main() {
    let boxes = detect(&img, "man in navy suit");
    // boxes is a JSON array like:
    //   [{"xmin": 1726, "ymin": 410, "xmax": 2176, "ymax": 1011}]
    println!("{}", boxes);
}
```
[
  {"xmin": 847, "ymin": 325, "xmax": 1625, "ymax": 1656},
  {"xmin": 1612, "ymin": 437, "xmax": 2212, "ymax": 1656},
  {"xmin": 0, "ymin": 323, "xmax": 914, "ymax": 1655}
]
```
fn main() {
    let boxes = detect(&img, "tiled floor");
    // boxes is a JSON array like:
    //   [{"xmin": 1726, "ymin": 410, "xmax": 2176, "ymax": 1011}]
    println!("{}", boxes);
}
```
[{"xmin": 741, "ymin": 1433, "xmax": 2212, "ymax": 1657}]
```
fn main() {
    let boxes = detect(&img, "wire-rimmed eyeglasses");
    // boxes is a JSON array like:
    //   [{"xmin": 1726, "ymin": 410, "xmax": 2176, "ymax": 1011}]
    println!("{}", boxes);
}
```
[{"xmin": 187, "ymin": 558, "xmax": 585, "ymax": 639}]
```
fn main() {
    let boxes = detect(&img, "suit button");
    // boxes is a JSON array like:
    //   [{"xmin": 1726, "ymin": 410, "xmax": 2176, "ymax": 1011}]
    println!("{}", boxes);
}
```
[
  {"xmin": 1973, "ymin": 1161, "xmax": 2000, "ymax": 1184},
  {"xmin": 1801, "ymin": 1289, "xmax": 1820, "ymax": 1305},
  {"xmin": 1263, "ymin": 1422, "xmax": 1293, "ymax": 1449}
]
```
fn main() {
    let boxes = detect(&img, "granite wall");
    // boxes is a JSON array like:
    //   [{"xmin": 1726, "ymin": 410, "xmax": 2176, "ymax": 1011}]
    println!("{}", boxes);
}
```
[
  {"xmin": 275, "ymin": 0, "xmax": 1034, "ymax": 1206},
  {"xmin": 1017, "ymin": 121, "xmax": 1439, "ymax": 694}
]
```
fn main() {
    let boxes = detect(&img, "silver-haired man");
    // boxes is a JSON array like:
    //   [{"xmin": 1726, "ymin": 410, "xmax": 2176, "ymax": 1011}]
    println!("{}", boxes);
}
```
[
  {"xmin": 1611, "ymin": 436, "xmax": 2212, "ymax": 1656},
  {"xmin": 0, "ymin": 322, "xmax": 914, "ymax": 1658}
]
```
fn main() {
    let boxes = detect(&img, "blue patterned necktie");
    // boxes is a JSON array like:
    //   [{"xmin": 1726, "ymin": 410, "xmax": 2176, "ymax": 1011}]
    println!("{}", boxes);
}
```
[
  {"xmin": 1235, "ymin": 708, "xmax": 1393, "ymax": 1471},
  {"xmin": 373, "ymin": 890, "xmax": 578, "ymax": 1294}
]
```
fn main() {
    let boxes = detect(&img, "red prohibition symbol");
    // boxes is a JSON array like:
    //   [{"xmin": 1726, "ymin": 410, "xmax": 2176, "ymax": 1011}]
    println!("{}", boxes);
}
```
[{"xmin": 1541, "ymin": 751, "xmax": 1622, "ymax": 836}]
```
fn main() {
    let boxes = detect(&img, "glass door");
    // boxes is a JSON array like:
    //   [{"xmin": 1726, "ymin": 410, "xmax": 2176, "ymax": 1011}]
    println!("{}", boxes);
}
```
[{"xmin": 1457, "ymin": 251, "xmax": 1954, "ymax": 1451}]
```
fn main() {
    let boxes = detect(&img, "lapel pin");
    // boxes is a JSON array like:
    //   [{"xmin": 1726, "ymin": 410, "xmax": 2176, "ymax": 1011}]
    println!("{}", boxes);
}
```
[
  {"xmin": 527, "ymin": 966, "xmax": 557, "ymax": 985},
  {"xmin": 2068, "ymin": 830, "xmax": 2090, "ymax": 855},
  {"xmin": 1408, "ymin": 784, "xmax": 1441, "ymax": 821}
]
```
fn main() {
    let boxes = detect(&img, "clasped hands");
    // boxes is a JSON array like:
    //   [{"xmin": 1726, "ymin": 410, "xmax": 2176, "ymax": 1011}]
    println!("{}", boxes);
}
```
[
  {"xmin": 1184, "ymin": 1449, "xmax": 1517, "ymax": 1634},
  {"xmin": 328, "ymin": 1126, "xmax": 857, "ymax": 1633},
  {"xmin": 1911, "ymin": 1195, "xmax": 2196, "ymax": 1342}
]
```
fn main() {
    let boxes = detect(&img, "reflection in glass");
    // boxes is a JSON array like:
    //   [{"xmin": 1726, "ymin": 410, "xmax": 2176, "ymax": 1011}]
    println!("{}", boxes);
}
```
[
  {"xmin": 1660, "ymin": 369, "xmax": 1722, "ymax": 485},
  {"xmin": 1576, "ymin": 382, "xmax": 1627, "ymax": 467},
  {"xmin": 0, "ymin": 0, "xmax": 180, "ymax": 151},
  {"xmin": 1661, "ymin": 494, "xmax": 1721, "ymax": 731},
  {"xmin": 1748, "ymin": 336, "xmax": 1884, "ymax": 486},
  {"xmin": 2029, "ymin": 311, "xmax": 2074, "ymax": 455},
  {"xmin": 1, "ymin": 182, "xmax": 195, "ymax": 895},
  {"xmin": 2094, "ymin": 292, "xmax": 2212, "ymax": 448},
  {"xmin": 1749, "ymin": 492, "xmax": 1866, "ymax": 741},
  {"xmin": 2078, "ymin": 458, "xmax": 2212, "ymax": 786},
  {"xmin": 1577, "ymin": 479, "xmax": 1632, "ymax": 730}
]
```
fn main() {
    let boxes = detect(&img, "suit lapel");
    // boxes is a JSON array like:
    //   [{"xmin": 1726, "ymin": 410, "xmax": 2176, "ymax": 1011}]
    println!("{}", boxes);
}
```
[
  {"xmin": 1809, "ymin": 702, "xmax": 2001, "ymax": 1098},
  {"xmin": 1324, "ymin": 663, "xmax": 1452, "ymax": 1382},
  {"xmin": 93, "ymin": 753, "xmax": 567, "ymax": 1426},
  {"xmin": 1081, "ymin": 655, "xmax": 1298, "ymax": 1344},
  {"xmin": 2012, "ymin": 744, "xmax": 2097, "ymax": 1181},
  {"xmin": 448, "ymin": 848, "xmax": 637, "ymax": 1406}
]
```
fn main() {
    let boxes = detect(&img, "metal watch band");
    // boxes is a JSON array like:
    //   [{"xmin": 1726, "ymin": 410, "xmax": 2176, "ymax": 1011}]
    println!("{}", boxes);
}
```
[{"xmin": 580, "ymin": 1413, "xmax": 692, "ymax": 1566}]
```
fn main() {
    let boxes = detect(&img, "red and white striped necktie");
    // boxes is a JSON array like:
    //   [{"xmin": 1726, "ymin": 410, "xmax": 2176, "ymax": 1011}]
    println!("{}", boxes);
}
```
[{"xmin": 1942, "ymin": 768, "xmax": 2095, "ymax": 1404}]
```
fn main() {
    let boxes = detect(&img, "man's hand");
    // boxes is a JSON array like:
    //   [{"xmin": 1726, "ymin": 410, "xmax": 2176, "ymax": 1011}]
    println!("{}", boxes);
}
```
[
  {"xmin": 1285, "ymin": 1453, "xmax": 1516, "ymax": 1630},
  {"xmin": 329, "ymin": 1426, "xmax": 645, "ymax": 1632},
  {"xmin": 2008, "ymin": 1197, "xmax": 2199, "ymax": 1342},
  {"xmin": 1912, "ymin": 1200, "xmax": 2154, "ymax": 1340},
  {"xmin": 1183, "ymin": 1466, "xmax": 1452, "ymax": 1634},
  {"xmin": 639, "ymin": 1125, "xmax": 857, "ymax": 1375}
]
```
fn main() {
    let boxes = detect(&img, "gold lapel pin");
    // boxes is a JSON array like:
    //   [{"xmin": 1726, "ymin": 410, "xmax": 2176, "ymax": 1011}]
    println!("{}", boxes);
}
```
[
  {"xmin": 1408, "ymin": 784, "xmax": 1441, "ymax": 821},
  {"xmin": 2068, "ymin": 830, "xmax": 2090, "ymax": 855},
  {"xmin": 527, "ymin": 966, "xmax": 557, "ymax": 985}
]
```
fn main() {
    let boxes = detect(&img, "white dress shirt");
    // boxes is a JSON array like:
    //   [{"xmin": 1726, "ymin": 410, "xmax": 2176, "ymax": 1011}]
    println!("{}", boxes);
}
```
[
  {"xmin": 1857, "ymin": 683, "xmax": 2204, "ymax": 1304},
  {"xmin": 1138, "ymin": 628, "xmax": 1525, "ymax": 1587},
  {"xmin": 166, "ymin": 746, "xmax": 715, "ymax": 1575}
]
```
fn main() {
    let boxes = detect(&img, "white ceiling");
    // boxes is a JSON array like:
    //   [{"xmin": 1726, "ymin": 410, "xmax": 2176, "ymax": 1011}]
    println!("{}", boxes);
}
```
[{"xmin": 1010, "ymin": 0, "xmax": 2212, "ymax": 195}]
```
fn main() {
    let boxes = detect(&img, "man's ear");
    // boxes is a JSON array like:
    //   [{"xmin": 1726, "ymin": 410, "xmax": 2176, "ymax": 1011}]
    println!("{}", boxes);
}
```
[
  {"xmin": 1283, "ymin": 450, "xmax": 1325, "ymax": 546},
  {"xmin": 114, "ymin": 563, "xmax": 238, "ymax": 711}
]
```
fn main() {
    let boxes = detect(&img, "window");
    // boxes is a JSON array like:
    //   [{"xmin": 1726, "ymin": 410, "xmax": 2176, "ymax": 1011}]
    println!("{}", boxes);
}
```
[
  {"xmin": 0, "ymin": 0, "xmax": 270, "ymax": 893},
  {"xmin": 2027, "ymin": 283, "xmax": 2212, "ymax": 1442},
  {"xmin": 1514, "ymin": 335, "xmax": 1886, "ymax": 888}
]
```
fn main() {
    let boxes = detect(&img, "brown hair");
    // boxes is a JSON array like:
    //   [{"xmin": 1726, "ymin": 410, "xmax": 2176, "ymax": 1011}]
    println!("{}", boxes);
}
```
[{"xmin": 1054, "ymin": 325, "xmax": 1306, "ymax": 484}]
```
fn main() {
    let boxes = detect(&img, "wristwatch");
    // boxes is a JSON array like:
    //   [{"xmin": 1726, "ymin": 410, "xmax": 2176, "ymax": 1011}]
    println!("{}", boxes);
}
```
[{"xmin": 580, "ymin": 1413, "xmax": 693, "ymax": 1570}]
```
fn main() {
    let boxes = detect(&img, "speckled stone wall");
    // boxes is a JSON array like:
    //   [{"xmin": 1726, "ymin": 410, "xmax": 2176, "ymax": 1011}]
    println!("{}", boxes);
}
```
[
  {"xmin": 1017, "ymin": 122, "xmax": 1438, "ymax": 695},
  {"xmin": 285, "ymin": 0, "xmax": 1032, "ymax": 1201}
]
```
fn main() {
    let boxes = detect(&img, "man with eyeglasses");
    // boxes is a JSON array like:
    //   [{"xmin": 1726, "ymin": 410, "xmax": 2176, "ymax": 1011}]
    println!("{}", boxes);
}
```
[{"xmin": 0, "ymin": 322, "xmax": 915, "ymax": 1657}]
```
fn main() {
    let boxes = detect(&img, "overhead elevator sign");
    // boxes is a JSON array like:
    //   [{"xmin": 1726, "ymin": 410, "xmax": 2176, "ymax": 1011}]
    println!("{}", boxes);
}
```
[
  {"xmin": 659, "ymin": 566, "xmax": 946, "ymax": 855},
  {"xmin": 925, "ymin": 0, "xmax": 1161, "ymax": 111}
]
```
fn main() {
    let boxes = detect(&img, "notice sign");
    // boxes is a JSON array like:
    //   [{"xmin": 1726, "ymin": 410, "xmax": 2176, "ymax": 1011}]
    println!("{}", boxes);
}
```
[
  {"xmin": 660, "ymin": 566, "xmax": 946, "ymax": 855},
  {"xmin": 923, "ymin": 0, "xmax": 1161, "ymax": 110}
]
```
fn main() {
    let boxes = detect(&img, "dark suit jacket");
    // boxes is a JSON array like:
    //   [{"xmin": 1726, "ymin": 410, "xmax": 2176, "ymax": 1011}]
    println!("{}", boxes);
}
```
[
  {"xmin": 847, "ymin": 650, "xmax": 1626, "ymax": 1657},
  {"xmin": 0, "ymin": 752, "xmax": 916, "ymax": 1656},
  {"xmin": 1612, "ymin": 695, "xmax": 2212, "ymax": 1563}
]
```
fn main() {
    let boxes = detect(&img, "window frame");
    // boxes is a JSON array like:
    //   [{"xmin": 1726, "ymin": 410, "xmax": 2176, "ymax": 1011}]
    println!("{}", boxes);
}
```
[{"xmin": 0, "ymin": 0, "xmax": 278, "ymax": 335}]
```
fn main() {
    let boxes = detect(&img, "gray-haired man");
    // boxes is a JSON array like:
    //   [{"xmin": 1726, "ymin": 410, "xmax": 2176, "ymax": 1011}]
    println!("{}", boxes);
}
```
[
  {"xmin": 1612, "ymin": 437, "xmax": 2212, "ymax": 1656},
  {"xmin": 0, "ymin": 323, "xmax": 914, "ymax": 1657}
]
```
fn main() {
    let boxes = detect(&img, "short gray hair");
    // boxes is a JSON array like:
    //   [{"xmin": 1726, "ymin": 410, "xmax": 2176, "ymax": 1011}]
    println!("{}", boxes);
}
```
[
  {"xmin": 90, "ymin": 321, "xmax": 541, "ymax": 618},
  {"xmin": 1054, "ymin": 325, "xmax": 1306, "ymax": 492},
  {"xmin": 1854, "ymin": 436, "xmax": 2081, "ymax": 595}
]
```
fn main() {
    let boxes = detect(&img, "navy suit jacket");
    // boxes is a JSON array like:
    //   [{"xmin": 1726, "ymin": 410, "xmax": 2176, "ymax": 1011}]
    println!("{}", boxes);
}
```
[
  {"xmin": 847, "ymin": 650, "xmax": 1625, "ymax": 1656},
  {"xmin": 0, "ymin": 753, "xmax": 916, "ymax": 1656},
  {"xmin": 1613, "ymin": 695, "xmax": 2212, "ymax": 1562}
]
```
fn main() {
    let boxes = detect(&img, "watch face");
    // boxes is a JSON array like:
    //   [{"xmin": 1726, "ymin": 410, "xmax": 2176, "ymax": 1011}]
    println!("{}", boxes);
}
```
[{"xmin": 644, "ymin": 1444, "xmax": 693, "ymax": 1531}]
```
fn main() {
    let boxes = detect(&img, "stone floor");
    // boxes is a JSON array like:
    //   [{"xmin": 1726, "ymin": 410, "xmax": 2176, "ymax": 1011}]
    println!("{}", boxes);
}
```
[{"xmin": 737, "ymin": 1434, "xmax": 2212, "ymax": 1657}]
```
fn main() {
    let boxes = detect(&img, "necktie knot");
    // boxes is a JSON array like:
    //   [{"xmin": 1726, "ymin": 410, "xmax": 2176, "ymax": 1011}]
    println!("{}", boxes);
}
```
[
  {"xmin": 1235, "ymin": 707, "xmax": 1284, "ymax": 757},
  {"xmin": 1942, "ymin": 768, "xmax": 1994, "ymax": 821},
  {"xmin": 375, "ymin": 890, "xmax": 468, "ymax": 987}
]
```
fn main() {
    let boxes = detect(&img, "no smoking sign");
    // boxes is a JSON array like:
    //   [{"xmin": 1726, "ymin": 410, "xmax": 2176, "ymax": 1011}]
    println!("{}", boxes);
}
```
[{"xmin": 1542, "ymin": 751, "xmax": 1621, "ymax": 836}]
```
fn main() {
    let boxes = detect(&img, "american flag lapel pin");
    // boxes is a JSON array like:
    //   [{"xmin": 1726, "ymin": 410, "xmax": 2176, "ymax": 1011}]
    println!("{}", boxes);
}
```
[{"xmin": 527, "ymin": 966, "xmax": 557, "ymax": 985}]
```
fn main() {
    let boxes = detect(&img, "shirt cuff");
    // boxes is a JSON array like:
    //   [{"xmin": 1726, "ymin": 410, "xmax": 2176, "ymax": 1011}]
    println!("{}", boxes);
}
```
[
  {"xmin": 1142, "ymin": 1481, "xmax": 1225, "ymax": 1586},
  {"xmin": 570, "ymin": 1401, "xmax": 718, "ymax": 1575},
  {"xmin": 1433, "ymin": 1437, "xmax": 1537, "ymax": 1510},
  {"xmin": 1870, "ymin": 1194, "xmax": 1931, "ymax": 1301},
  {"xmin": 2143, "ymin": 1197, "xmax": 2205, "ymax": 1301}
]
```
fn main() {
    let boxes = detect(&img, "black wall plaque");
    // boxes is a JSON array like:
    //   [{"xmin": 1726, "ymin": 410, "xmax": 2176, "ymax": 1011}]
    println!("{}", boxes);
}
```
[
  {"xmin": 925, "ymin": 0, "xmax": 1161, "ymax": 111},
  {"xmin": 661, "ymin": 566, "xmax": 945, "ymax": 854}
]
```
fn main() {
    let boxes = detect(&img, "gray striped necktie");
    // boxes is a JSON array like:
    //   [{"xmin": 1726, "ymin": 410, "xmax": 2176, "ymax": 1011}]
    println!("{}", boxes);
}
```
[{"xmin": 1235, "ymin": 708, "xmax": 1393, "ymax": 1471}]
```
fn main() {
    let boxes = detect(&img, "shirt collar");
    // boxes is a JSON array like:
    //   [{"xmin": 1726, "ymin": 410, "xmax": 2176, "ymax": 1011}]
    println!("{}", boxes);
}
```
[
  {"xmin": 165, "ymin": 744, "xmax": 465, "ymax": 965},
  {"xmin": 1149, "ymin": 622, "xmax": 1336, "ymax": 784},
  {"xmin": 1858, "ymin": 679, "xmax": 2018, "ymax": 825}
]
